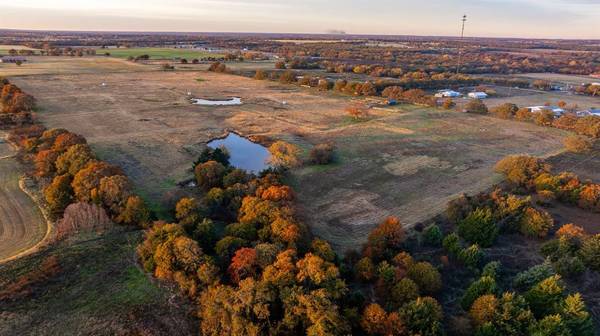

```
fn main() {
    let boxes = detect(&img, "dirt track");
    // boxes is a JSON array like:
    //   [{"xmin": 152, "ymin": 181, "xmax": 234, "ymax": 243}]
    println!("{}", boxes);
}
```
[{"xmin": 0, "ymin": 135, "xmax": 47, "ymax": 262}]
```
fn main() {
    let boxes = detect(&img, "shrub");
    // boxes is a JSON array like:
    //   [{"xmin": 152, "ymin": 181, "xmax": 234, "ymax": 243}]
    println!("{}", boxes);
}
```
[
  {"xmin": 442, "ymin": 232, "xmax": 461, "ymax": 255},
  {"xmin": 465, "ymin": 99, "xmax": 488, "ymax": 114},
  {"xmin": 461, "ymin": 276, "xmax": 497, "ymax": 310},
  {"xmin": 309, "ymin": 143, "xmax": 335, "ymax": 165},
  {"xmin": 458, "ymin": 244, "xmax": 484, "ymax": 269},
  {"xmin": 519, "ymin": 207, "xmax": 554, "ymax": 238},
  {"xmin": 564, "ymin": 135, "xmax": 593, "ymax": 153},
  {"xmin": 554, "ymin": 255, "xmax": 585, "ymax": 278},
  {"xmin": 457, "ymin": 208, "xmax": 498, "ymax": 247},
  {"xmin": 469, "ymin": 294, "xmax": 497, "ymax": 326},
  {"xmin": 482, "ymin": 261, "xmax": 502, "ymax": 278},
  {"xmin": 578, "ymin": 184, "xmax": 600, "ymax": 212},
  {"xmin": 492, "ymin": 103, "xmax": 518, "ymax": 119},
  {"xmin": 513, "ymin": 260, "xmax": 555, "ymax": 289}
]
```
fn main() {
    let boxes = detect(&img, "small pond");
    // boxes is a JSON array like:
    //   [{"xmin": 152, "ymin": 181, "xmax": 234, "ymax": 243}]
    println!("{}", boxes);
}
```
[
  {"xmin": 207, "ymin": 133, "xmax": 270, "ymax": 173},
  {"xmin": 191, "ymin": 97, "xmax": 242, "ymax": 106}
]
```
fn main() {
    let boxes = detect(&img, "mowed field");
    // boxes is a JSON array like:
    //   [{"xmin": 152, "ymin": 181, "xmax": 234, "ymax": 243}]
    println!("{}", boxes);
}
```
[
  {"xmin": 9, "ymin": 58, "xmax": 570, "ymax": 251},
  {"xmin": 99, "ymin": 47, "xmax": 223, "ymax": 60},
  {"xmin": 0, "ymin": 133, "xmax": 47, "ymax": 262}
]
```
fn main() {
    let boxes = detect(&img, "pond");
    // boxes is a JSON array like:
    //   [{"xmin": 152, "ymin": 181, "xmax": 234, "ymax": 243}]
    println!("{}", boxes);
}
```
[
  {"xmin": 207, "ymin": 133, "xmax": 270, "ymax": 173},
  {"xmin": 191, "ymin": 97, "xmax": 242, "ymax": 106}
]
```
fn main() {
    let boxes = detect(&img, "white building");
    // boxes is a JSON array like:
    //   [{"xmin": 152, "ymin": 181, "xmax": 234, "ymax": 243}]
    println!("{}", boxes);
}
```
[
  {"xmin": 435, "ymin": 90, "xmax": 461, "ymax": 98},
  {"xmin": 468, "ymin": 92, "xmax": 488, "ymax": 99},
  {"xmin": 576, "ymin": 108, "xmax": 600, "ymax": 117},
  {"xmin": 529, "ymin": 106, "xmax": 565, "ymax": 117}
]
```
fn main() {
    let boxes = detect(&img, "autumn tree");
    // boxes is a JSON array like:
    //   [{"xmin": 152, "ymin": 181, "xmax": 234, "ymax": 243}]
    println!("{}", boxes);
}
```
[
  {"xmin": 55, "ymin": 144, "xmax": 96, "ymax": 176},
  {"xmin": 364, "ymin": 217, "xmax": 405, "ymax": 259},
  {"xmin": 228, "ymin": 247, "xmax": 259, "ymax": 283},
  {"xmin": 268, "ymin": 141, "xmax": 301, "ymax": 169},
  {"xmin": 71, "ymin": 161, "xmax": 124, "ymax": 202},
  {"xmin": 118, "ymin": 195, "xmax": 150, "ymax": 227},
  {"xmin": 195, "ymin": 160, "xmax": 227, "ymax": 191},
  {"xmin": 495, "ymin": 155, "xmax": 550, "ymax": 189},
  {"xmin": 44, "ymin": 174, "xmax": 74, "ymax": 217}
]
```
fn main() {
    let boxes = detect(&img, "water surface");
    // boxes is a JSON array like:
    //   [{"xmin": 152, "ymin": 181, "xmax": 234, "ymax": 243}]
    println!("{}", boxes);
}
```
[{"xmin": 207, "ymin": 133, "xmax": 270, "ymax": 173}]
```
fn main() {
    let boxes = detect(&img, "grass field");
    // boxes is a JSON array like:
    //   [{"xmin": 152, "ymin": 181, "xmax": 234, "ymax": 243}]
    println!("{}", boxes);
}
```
[
  {"xmin": 0, "ymin": 134, "xmax": 47, "ymax": 263},
  {"xmin": 99, "ymin": 47, "xmax": 223, "ymax": 60},
  {"xmin": 7, "ymin": 57, "xmax": 571, "ymax": 251},
  {"xmin": 0, "ymin": 230, "xmax": 196, "ymax": 335}
]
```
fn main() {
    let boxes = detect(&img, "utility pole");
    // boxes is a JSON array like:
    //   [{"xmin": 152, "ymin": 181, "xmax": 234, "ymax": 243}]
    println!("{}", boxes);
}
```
[{"xmin": 456, "ymin": 14, "xmax": 467, "ymax": 75}]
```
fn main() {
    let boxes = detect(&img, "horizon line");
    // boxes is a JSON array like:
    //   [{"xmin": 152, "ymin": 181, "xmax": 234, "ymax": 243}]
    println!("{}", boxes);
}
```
[{"xmin": 1, "ymin": 28, "xmax": 599, "ymax": 42}]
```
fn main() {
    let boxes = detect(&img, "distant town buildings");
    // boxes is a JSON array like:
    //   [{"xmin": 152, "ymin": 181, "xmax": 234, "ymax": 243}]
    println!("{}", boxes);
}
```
[
  {"xmin": 468, "ymin": 92, "xmax": 488, "ymax": 99},
  {"xmin": 0, "ymin": 56, "xmax": 26, "ymax": 63}
]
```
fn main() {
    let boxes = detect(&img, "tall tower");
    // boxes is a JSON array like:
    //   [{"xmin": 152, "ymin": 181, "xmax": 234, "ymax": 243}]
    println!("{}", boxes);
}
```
[{"xmin": 456, "ymin": 14, "xmax": 468, "ymax": 75}]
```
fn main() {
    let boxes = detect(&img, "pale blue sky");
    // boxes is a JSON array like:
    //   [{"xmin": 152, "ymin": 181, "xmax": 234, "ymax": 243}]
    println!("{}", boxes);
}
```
[{"xmin": 0, "ymin": 0, "xmax": 598, "ymax": 39}]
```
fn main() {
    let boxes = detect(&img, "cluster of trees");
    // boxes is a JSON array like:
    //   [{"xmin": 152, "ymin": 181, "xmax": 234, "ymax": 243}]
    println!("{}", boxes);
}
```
[
  {"xmin": 495, "ymin": 155, "xmax": 600, "ymax": 212},
  {"xmin": 446, "ymin": 187, "xmax": 555, "ymax": 244},
  {"xmin": 0, "ymin": 78, "xmax": 35, "ymax": 127},
  {"xmin": 17, "ymin": 128, "xmax": 150, "ymax": 228},
  {"xmin": 459, "ymin": 264, "xmax": 594, "ymax": 335},
  {"xmin": 487, "ymin": 102, "xmax": 600, "ymax": 139},
  {"xmin": 253, "ymin": 39, "xmax": 600, "ymax": 76},
  {"xmin": 541, "ymin": 223, "xmax": 600, "ymax": 278},
  {"xmin": 138, "ymin": 145, "xmax": 453, "ymax": 335}
]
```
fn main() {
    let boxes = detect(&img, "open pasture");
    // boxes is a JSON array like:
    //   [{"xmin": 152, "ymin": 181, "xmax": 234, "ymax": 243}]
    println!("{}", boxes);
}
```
[
  {"xmin": 9, "ymin": 58, "xmax": 570, "ymax": 251},
  {"xmin": 99, "ymin": 47, "xmax": 223, "ymax": 60}
]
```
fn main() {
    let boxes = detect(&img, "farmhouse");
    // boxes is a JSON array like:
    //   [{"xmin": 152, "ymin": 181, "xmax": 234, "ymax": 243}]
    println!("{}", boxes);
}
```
[
  {"xmin": 435, "ymin": 89, "xmax": 461, "ymax": 98},
  {"xmin": 468, "ymin": 92, "xmax": 488, "ymax": 99},
  {"xmin": 529, "ymin": 106, "xmax": 565, "ymax": 117},
  {"xmin": 0, "ymin": 56, "xmax": 26, "ymax": 63}
]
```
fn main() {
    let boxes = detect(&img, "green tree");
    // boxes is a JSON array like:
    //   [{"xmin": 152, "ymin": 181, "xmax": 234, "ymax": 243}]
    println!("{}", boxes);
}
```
[
  {"xmin": 461, "ymin": 276, "xmax": 498, "ymax": 310},
  {"xmin": 400, "ymin": 297, "xmax": 444, "ymax": 336},
  {"xmin": 458, "ymin": 208, "xmax": 498, "ymax": 247}
]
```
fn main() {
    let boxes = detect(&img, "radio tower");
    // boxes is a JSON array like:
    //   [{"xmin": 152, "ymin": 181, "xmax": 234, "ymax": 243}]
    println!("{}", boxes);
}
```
[{"xmin": 456, "ymin": 14, "xmax": 467, "ymax": 75}]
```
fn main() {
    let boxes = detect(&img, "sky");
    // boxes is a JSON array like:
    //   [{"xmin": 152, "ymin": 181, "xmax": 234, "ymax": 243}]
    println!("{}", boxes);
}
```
[{"xmin": 0, "ymin": 0, "xmax": 599, "ymax": 39}]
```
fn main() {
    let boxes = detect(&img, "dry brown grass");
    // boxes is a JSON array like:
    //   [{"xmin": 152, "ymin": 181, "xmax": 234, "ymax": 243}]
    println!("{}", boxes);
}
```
[{"xmin": 8, "ymin": 58, "xmax": 571, "ymax": 251}]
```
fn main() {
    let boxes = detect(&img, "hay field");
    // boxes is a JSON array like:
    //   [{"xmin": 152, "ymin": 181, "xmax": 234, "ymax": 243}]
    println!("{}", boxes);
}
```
[
  {"xmin": 9, "ymin": 59, "xmax": 569, "ymax": 250},
  {"xmin": 0, "ymin": 134, "xmax": 47, "ymax": 262}
]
